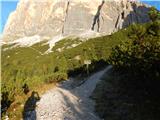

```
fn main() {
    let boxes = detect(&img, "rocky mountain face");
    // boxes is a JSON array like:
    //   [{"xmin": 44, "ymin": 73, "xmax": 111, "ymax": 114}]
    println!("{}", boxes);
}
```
[{"xmin": 2, "ymin": 0, "xmax": 150, "ymax": 42}]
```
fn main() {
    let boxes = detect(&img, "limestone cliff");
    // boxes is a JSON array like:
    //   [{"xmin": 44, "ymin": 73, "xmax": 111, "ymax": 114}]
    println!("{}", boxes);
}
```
[{"xmin": 2, "ymin": 0, "xmax": 150, "ymax": 42}]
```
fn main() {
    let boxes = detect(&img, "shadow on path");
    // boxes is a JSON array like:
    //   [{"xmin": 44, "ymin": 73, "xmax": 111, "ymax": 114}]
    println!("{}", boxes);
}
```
[{"xmin": 23, "ymin": 91, "xmax": 40, "ymax": 120}]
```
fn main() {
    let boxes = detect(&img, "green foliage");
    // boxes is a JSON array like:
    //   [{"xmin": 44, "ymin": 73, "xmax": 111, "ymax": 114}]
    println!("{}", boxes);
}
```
[
  {"xmin": 148, "ymin": 7, "xmax": 160, "ymax": 22},
  {"xmin": 93, "ymin": 21, "xmax": 160, "ymax": 120},
  {"xmin": 109, "ymin": 21, "xmax": 160, "ymax": 78},
  {"xmin": 148, "ymin": 20, "xmax": 160, "ymax": 36},
  {"xmin": 44, "ymin": 72, "xmax": 68, "ymax": 83}
]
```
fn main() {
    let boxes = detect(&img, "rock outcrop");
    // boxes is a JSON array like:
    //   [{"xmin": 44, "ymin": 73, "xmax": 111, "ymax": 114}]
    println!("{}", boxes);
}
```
[{"xmin": 2, "ymin": 0, "xmax": 150, "ymax": 42}]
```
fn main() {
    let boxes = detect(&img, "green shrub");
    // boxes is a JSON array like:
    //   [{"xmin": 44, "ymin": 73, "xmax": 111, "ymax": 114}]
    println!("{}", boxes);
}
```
[
  {"xmin": 109, "ymin": 21, "xmax": 160, "ymax": 78},
  {"xmin": 148, "ymin": 7, "xmax": 160, "ymax": 22},
  {"xmin": 93, "ymin": 21, "xmax": 160, "ymax": 120},
  {"xmin": 44, "ymin": 73, "xmax": 68, "ymax": 83}
]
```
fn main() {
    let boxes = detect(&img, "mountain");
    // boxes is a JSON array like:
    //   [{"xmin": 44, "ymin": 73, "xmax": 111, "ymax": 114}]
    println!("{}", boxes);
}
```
[{"xmin": 2, "ymin": 0, "xmax": 150, "ymax": 42}]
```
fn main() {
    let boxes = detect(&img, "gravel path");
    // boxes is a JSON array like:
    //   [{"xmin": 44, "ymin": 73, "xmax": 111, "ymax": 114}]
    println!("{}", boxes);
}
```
[{"xmin": 24, "ymin": 66, "xmax": 112, "ymax": 120}]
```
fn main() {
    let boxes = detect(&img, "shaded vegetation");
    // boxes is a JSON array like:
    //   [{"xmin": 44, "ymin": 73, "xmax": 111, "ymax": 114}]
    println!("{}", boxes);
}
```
[
  {"xmin": 109, "ymin": 21, "xmax": 160, "ymax": 79},
  {"xmin": 92, "ymin": 8, "xmax": 160, "ymax": 120},
  {"xmin": 92, "ymin": 68, "xmax": 160, "ymax": 120}
]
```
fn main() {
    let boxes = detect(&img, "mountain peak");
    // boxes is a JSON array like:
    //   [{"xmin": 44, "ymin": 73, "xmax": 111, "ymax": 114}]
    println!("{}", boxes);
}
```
[{"xmin": 2, "ymin": 0, "xmax": 149, "ymax": 42}]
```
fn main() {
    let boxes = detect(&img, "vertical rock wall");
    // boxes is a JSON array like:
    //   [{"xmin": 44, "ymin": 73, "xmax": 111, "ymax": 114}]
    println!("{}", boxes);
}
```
[{"xmin": 2, "ymin": 0, "xmax": 150, "ymax": 42}]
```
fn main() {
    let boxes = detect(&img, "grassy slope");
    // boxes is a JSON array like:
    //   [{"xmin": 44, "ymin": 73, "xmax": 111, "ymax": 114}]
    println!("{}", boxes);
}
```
[{"xmin": 1, "ymin": 28, "xmax": 129, "ymax": 119}]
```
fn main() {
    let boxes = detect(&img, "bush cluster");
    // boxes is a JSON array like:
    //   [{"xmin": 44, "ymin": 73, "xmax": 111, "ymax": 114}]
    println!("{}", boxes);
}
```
[{"xmin": 109, "ymin": 20, "xmax": 160, "ymax": 79}]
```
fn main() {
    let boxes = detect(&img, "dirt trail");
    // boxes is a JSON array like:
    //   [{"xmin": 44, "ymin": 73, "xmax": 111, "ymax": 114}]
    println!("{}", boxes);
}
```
[{"xmin": 24, "ymin": 66, "xmax": 112, "ymax": 120}]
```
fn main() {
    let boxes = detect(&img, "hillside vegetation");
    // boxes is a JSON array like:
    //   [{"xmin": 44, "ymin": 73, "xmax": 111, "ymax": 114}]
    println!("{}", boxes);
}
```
[{"xmin": 1, "ymin": 26, "xmax": 128, "ymax": 116}]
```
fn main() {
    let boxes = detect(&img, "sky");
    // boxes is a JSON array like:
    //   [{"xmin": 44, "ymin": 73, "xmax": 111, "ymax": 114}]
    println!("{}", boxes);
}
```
[
  {"xmin": 0, "ymin": 0, "xmax": 160, "ymax": 33},
  {"xmin": 0, "ymin": 1, "xmax": 18, "ymax": 33}
]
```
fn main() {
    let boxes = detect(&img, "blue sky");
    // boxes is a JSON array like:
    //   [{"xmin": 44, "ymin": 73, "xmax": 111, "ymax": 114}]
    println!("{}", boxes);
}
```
[
  {"xmin": 0, "ymin": 0, "xmax": 160, "ymax": 33},
  {"xmin": 0, "ymin": 1, "xmax": 18, "ymax": 33}
]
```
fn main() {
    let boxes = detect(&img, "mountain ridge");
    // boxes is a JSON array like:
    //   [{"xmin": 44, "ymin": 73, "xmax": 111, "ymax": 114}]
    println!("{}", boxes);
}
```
[{"xmin": 2, "ymin": 0, "xmax": 150, "ymax": 43}]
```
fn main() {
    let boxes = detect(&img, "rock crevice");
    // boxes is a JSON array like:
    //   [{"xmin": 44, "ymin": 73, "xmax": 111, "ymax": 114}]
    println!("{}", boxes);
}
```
[
  {"xmin": 91, "ymin": 0, "xmax": 105, "ymax": 32},
  {"xmin": 62, "ymin": 0, "xmax": 70, "ymax": 34}
]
